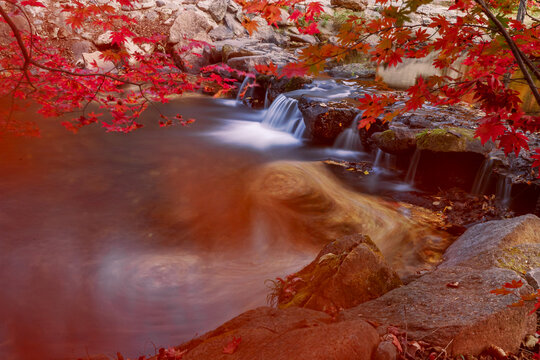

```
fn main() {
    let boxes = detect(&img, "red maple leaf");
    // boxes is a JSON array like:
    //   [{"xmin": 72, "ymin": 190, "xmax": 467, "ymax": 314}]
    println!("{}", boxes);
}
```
[
  {"xmin": 20, "ymin": 0, "xmax": 46, "ymax": 7},
  {"xmin": 223, "ymin": 336, "xmax": 241, "ymax": 354}
]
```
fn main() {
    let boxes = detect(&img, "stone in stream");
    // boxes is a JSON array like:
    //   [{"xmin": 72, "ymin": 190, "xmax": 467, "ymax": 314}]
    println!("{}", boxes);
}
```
[
  {"xmin": 274, "ymin": 234, "xmax": 402, "ymax": 312},
  {"xmin": 177, "ymin": 307, "xmax": 380, "ymax": 360},
  {"xmin": 297, "ymin": 97, "xmax": 359, "ymax": 144}
]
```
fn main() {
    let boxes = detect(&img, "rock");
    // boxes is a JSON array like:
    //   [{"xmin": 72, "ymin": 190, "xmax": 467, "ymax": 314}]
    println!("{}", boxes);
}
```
[
  {"xmin": 209, "ymin": 25, "xmax": 234, "ymax": 41},
  {"xmin": 250, "ymin": 16, "xmax": 287, "ymax": 45},
  {"xmin": 525, "ymin": 268, "xmax": 540, "ymax": 289},
  {"xmin": 297, "ymin": 97, "xmax": 359, "ymax": 144},
  {"xmin": 331, "ymin": 0, "xmax": 368, "ymax": 11},
  {"xmin": 95, "ymin": 30, "xmax": 113, "ymax": 47},
  {"xmin": 169, "ymin": 9, "xmax": 215, "ymax": 72},
  {"xmin": 224, "ymin": 13, "xmax": 247, "ymax": 37},
  {"xmin": 372, "ymin": 127, "xmax": 420, "ymax": 155},
  {"xmin": 168, "ymin": 9, "xmax": 214, "ymax": 45},
  {"xmin": 326, "ymin": 63, "xmax": 376, "ymax": 78},
  {"xmin": 415, "ymin": 127, "xmax": 493, "ymax": 155},
  {"xmin": 221, "ymin": 44, "xmax": 256, "ymax": 62},
  {"xmin": 440, "ymin": 214, "xmax": 540, "ymax": 271},
  {"xmin": 82, "ymin": 51, "xmax": 116, "ymax": 73},
  {"xmin": 156, "ymin": 0, "xmax": 165, "ymax": 6},
  {"xmin": 261, "ymin": 76, "xmax": 312, "ymax": 104},
  {"xmin": 373, "ymin": 340, "xmax": 399, "ymax": 360},
  {"xmin": 227, "ymin": 55, "xmax": 272, "ymax": 72},
  {"xmin": 289, "ymin": 33, "xmax": 318, "ymax": 44},
  {"xmin": 178, "ymin": 307, "xmax": 380, "ymax": 360},
  {"xmin": 276, "ymin": 234, "xmax": 402, "ymax": 312},
  {"xmin": 197, "ymin": 0, "xmax": 227, "ymax": 22},
  {"xmin": 345, "ymin": 266, "xmax": 537, "ymax": 356},
  {"xmin": 71, "ymin": 40, "xmax": 95, "ymax": 66}
]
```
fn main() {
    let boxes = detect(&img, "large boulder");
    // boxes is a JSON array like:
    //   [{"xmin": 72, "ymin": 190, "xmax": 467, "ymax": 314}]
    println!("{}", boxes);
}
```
[
  {"xmin": 440, "ymin": 214, "xmax": 540, "ymax": 271},
  {"xmin": 227, "ymin": 55, "xmax": 272, "ymax": 73},
  {"xmin": 275, "ymin": 234, "xmax": 402, "ymax": 312},
  {"xmin": 415, "ymin": 127, "xmax": 493, "ymax": 155},
  {"xmin": 168, "ymin": 9, "xmax": 215, "ymax": 72},
  {"xmin": 178, "ymin": 307, "xmax": 380, "ymax": 360},
  {"xmin": 344, "ymin": 266, "xmax": 537, "ymax": 356},
  {"xmin": 297, "ymin": 97, "xmax": 358, "ymax": 144}
]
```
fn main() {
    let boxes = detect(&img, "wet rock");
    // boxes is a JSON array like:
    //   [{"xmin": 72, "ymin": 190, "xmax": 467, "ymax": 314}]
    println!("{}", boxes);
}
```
[
  {"xmin": 372, "ymin": 127, "xmax": 420, "ymax": 155},
  {"xmin": 525, "ymin": 268, "xmax": 540, "ymax": 289},
  {"xmin": 440, "ymin": 214, "xmax": 540, "ymax": 270},
  {"xmin": 276, "ymin": 234, "xmax": 402, "ymax": 312},
  {"xmin": 197, "ymin": 0, "xmax": 228, "ymax": 22},
  {"xmin": 297, "ymin": 97, "xmax": 358, "ymax": 144},
  {"xmin": 262, "ymin": 76, "xmax": 313, "ymax": 104},
  {"xmin": 327, "ymin": 63, "xmax": 376, "ymax": 78},
  {"xmin": 178, "ymin": 307, "xmax": 380, "ymax": 360},
  {"xmin": 415, "ymin": 127, "xmax": 492, "ymax": 155},
  {"xmin": 331, "ymin": 0, "xmax": 368, "ymax": 11},
  {"xmin": 359, "ymin": 117, "xmax": 389, "ymax": 150},
  {"xmin": 345, "ymin": 266, "xmax": 537, "ymax": 356}
]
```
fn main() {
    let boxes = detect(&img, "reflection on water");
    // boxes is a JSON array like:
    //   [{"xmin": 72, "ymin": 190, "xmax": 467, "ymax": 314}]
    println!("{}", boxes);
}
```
[{"xmin": 0, "ymin": 92, "xmax": 447, "ymax": 360}]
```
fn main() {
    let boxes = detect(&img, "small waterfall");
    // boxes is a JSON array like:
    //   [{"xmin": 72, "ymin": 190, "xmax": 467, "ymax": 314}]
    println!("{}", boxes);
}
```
[
  {"xmin": 373, "ymin": 149, "xmax": 395, "ymax": 170},
  {"xmin": 333, "ymin": 114, "xmax": 362, "ymax": 151},
  {"xmin": 374, "ymin": 149, "xmax": 384, "ymax": 168},
  {"xmin": 264, "ymin": 88, "xmax": 271, "ymax": 109},
  {"xmin": 261, "ymin": 94, "xmax": 306, "ymax": 138},
  {"xmin": 496, "ymin": 176, "xmax": 512, "ymax": 209},
  {"xmin": 405, "ymin": 149, "xmax": 421, "ymax": 185},
  {"xmin": 236, "ymin": 76, "xmax": 254, "ymax": 102},
  {"xmin": 471, "ymin": 157, "xmax": 494, "ymax": 195}
]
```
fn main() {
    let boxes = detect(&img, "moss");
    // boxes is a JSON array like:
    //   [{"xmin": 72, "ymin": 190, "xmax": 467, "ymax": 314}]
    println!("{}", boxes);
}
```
[
  {"xmin": 496, "ymin": 246, "xmax": 540, "ymax": 274},
  {"xmin": 416, "ymin": 128, "xmax": 467, "ymax": 152}
]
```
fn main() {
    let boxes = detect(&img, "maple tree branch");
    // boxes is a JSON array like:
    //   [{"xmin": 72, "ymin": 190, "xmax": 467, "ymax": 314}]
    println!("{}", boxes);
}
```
[{"xmin": 474, "ymin": 0, "xmax": 540, "ymax": 107}]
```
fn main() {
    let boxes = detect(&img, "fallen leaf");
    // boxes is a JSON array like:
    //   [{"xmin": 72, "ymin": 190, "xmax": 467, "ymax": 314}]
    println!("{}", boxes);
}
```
[{"xmin": 223, "ymin": 336, "xmax": 241, "ymax": 354}]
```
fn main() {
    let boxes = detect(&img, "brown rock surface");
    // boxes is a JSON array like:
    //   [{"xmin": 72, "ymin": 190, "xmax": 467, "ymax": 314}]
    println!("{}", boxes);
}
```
[
  {"xmin": 277, "ymin": 234, "xmax": 402, "ymax": 312},
  {"xmin": 178, "ymin": 307, "xmax": 380, "ymax": 360}
]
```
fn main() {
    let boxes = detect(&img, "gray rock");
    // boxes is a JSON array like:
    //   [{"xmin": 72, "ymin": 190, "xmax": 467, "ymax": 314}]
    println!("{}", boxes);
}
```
[
  {"xmin": 156, "ymin": 0, "xmax": 165, "ymax": 6},
  {"xmin": 168, "ymin": 9, "xmax": 214, "ymax": 44},
  {"xmin": 345, "ymin": 266, "xmax": 537, "ymax": 356},
  {"xmin": 289, "ymin": 33, "xmax": 318, "ymax": 44},
  {"xmin": 225, "ymin": 13, "xmax": 247, "ymax": 37},
  {"xmin": 440, "ymin": 214, "xmax": 540, "ymax": 270},
  {"xmin": 82, "ymin": 51, "xmax": 116, "ymax": 73},
  {"xmin": 227, "ymin": 55, "xmax": 272, "ymax": 72},
  {"xmin": 209, "ymin": 25, "xmax": 234, "ymax": 41},
  {"xmin": 197, "ymin": 0, "xmax": 227, "ymax": 22},
  {"xmin": 372, "ymin": 127, "xmax": 420, "ymax": 155},
  {"xmin": 327, "ymin": 63, "xmax": 376, "ymax": 78}
]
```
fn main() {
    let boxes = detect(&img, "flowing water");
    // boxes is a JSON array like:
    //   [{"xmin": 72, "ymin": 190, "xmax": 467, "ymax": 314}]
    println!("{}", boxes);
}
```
[
  {"xmin": 332, "ymin": 114, "xmax": 363, "ymax": 151},
  {"xmin": 0, "ymin": 82, "xmax": 452, "ymax": 360}
]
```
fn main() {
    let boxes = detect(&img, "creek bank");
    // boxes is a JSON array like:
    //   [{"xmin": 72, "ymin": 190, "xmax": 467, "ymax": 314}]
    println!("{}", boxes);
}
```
[{"xmin": 169, "ymin": 215, "xmax": 539, "ymax": 359}]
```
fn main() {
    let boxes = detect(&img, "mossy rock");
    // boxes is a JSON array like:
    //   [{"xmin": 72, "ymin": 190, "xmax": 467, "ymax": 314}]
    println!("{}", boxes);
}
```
[
  {"xmin": 372, "ymin": 127, "xmax": 419, "ymax": 154},
  {"xmin": 415, "ymin": 127, "xmax": 491, "ymax": 154},
  {"xmin": 276, "ymin": 234, "xmax": 402, "ymax": 312},
  {"xmin": 496, "ymin": 244, "xmax": 540, "ymax": 274}
]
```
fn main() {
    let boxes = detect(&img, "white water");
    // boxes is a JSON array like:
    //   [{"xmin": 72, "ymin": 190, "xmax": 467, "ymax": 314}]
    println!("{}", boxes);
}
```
[
  {"xmin": 333, "ymin": 114, "xmax": 363, "ymax": 151},
  {"xmin": 496, "ymin": 176, "xmax": 512, "ymax": 209},
  {"xmin": 261, "ymin": 94, "xmax": 306, "ymax": 139},
  {"xmin": 236, "ymin": 76, "xmax": 254, "ymax": 102},
  {"xmin": 405, "ymin": 149, "xmax": 421, "ymax": 185},
  {"xmin": 471, "ymin": 157, "xmax": 494, "ymax": 195}
]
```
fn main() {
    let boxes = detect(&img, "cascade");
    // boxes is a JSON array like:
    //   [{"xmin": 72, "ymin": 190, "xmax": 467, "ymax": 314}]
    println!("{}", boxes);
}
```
[
  {"xmin": 236, "ymin": 76, "xmax": 254, "ymax": 102},
  {"xmin": 264, "ymin": 88, "xmax": 271, "ymax": 109},
  {"xmin": 332, "ymin": 114, "xmax": 363, "ymax": 151},
  {"xmin": 471, "ymin": 157, "xmax": 494, "ymax": 195},
  {"xmin": 496, "ymin": 176, "xmax": 512, "ymax": 209},
  {"xmin": 405, "ymin": 149, "xmax": 421, "ymax": 185},
  {"xmin": 261, "ymin": 94, "xmax": 306, "ymax": 138}
]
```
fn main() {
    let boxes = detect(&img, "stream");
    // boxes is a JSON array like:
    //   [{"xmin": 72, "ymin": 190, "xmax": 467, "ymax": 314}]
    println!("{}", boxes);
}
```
[{"xmin": 0, "ymin": 81, "xmax": 447, "ymax": 360}]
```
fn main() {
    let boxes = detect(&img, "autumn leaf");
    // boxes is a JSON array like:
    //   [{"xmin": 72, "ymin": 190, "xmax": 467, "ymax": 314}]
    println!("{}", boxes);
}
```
[
  {"xmin": 503, "ymin": 279, "xmax": 523, "ymax": 289},
  {"xmin": 242, "ymin": 17, "xmax": 259, "ymax": 35},
  {"xmin": 490, "ymin": 287, "xmax": 514, "ymax": 296},
  {"xmin": 20, "ymin": 0, "xmax": 46, "ymax": 7},
  {"xmin": 223, "ymin": 336, "xmax": 241, "ymax": 354}
]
